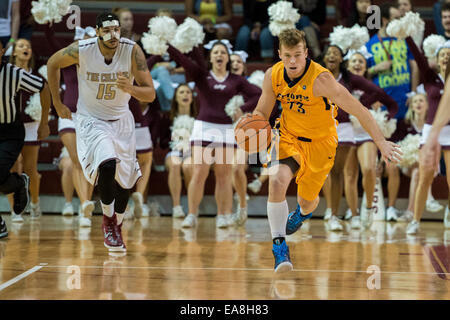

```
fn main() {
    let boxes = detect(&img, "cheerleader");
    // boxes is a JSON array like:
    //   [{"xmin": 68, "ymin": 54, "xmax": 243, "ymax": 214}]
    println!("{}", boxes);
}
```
[
  {"xmin": 321, "ymin": 44, "xmax": 398, "ymax": 230},
  {"xmin": 403, "ymin": 36, "xmax": 450, "ymax": 234},
  {"xmin": 164, "ymin": 84, "xmax": 197, "ymax": 218},
  {"xmin": 167, "ymin": 40, "xmax": 260, "ymax": 228}
]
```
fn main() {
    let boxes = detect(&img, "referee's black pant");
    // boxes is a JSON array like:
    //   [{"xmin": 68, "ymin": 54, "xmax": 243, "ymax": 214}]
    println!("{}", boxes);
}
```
[{"xmin": 0, "ymin": 123, "xmax": 25, "ymax": 194}]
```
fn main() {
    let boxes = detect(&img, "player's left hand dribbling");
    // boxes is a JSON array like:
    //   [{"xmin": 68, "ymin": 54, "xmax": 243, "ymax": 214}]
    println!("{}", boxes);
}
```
[{"xmin": 380, "ymin": 141, "xmax": 403, "ymax": 164}]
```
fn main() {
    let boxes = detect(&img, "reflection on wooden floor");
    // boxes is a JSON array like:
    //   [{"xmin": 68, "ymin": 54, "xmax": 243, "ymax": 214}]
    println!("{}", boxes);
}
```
[{"xmin": 0, "ymin": 214, "xmax": 449, "ymax": 300}]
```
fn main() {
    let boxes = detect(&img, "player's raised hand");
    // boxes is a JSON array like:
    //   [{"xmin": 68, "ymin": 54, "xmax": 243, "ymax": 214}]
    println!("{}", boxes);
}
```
[
  {"xmin": 116, "ymin": 72, "xmax": 133, "ymax": 94},
  {"xmin": 378, "ymin": 140, "xmax": 403, "ymax": 164}
]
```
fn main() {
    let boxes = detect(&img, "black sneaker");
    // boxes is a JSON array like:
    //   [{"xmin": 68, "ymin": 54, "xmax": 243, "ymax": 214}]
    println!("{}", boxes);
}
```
[
  {"xmin": 0, "ymin": 217, "xmax": 8, "ymax": 239},
  {"xmin": 13, "ymin": 173, "xmax": 30, "ymax": 215}
]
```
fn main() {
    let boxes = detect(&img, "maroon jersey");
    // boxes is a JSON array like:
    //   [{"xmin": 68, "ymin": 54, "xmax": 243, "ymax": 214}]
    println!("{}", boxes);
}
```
[
  {"xmin": 406, "ymin": 36, "xmax": 449, "ymax": 126},
  {"xmin": 337, "ymin": 72, "xmax": 398, "ymax": 123},
  {"xmin": 167, "ymin": 45, "xmax": 261, "ymax": 124},
  {"xmin": 389, "ymin": 118, "xmax": 422, "ymax": 142}
]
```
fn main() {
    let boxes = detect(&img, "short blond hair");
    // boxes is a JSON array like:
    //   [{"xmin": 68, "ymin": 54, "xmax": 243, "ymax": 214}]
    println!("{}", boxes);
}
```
[{"xmin": 278, "ymin": 29, "xmax": 307, "ymax": 50}]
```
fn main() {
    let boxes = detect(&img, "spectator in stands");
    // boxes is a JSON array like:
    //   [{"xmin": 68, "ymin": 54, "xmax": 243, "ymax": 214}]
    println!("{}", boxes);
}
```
[
  {"xmin": 19, "ymin": 0, "xmax": 34, "ymax": 40},
  {"xmin": 113, "ymin": 8, "xmax": 142, "ymax": 44},
  {"xmin": 7, "ymin": 39, "xmax": 44, "ymax": 221},
  {"xmin": 334, "ymin": 0, "xmax": 354, "ymax": 27},
  {"xmin": 164, "ymin": 84, "xmax": 197, "ymax": 218},
  {"xmin": 397, "ymin": 0, "xmax": 424, "ymax": 47},
  {"xmin": 289, "ymin": 1, "xmax": 323, "ymax": 60},
  {"xmin": 433, "ymin": 0, "xmax": 450, "ymax": 38},
  {"xmin": 234, "ymin": 0, "xmax": 276, "ymax": 63},
  {"xmin": 0, "ymin": 0, "xmax": 20, "ymax": 49},
  {"xmin": 440, "ymin": 2, "xmax": 450, "ymax": 40},
  {"xmin": 185, "ymin": 0, "xmax": 234, "ymax": 41},
  {"xmin": 347, "ymin": 0, "xmax": 371, "ymax": 27},
  {"xmin": 366, "ymin": 3, "xmax": 419, "ymax": 120}
]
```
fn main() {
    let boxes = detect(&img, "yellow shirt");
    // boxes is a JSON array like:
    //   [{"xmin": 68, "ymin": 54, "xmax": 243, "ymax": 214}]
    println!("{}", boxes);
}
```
[
  {"xmin": 199, "ymin": 1, "xmax": 218, "ymax": 21},
  {"xmin": 271, "ymin": 59, "xmax": 339, "ymax": 140}
]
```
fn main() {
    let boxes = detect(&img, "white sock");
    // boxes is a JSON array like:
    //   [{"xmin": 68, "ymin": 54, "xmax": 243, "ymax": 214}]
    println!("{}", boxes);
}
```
[
  {"xmin": 116, "ymin": 213, "xmax": 124, "ymax": 225},
  {"xmin": 267, "ymin": 200, "xmax": 289, "ymax": 239},
  {"xmin": 101, "ymin": 200, "xmax": 115, "ymax": 217}
]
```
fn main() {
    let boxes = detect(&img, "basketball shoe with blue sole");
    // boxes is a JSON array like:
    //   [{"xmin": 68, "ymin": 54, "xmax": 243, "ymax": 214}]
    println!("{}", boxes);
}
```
[
  {"xmin": 286, "ymin": 204, "xmax": 312, "ymax": 235},
  {"xmin": 272, "ymin": 240, "xmax": 293, "ymax": 273}
]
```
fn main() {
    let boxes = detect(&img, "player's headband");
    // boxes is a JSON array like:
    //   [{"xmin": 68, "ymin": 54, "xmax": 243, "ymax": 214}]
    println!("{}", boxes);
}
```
[{"xmin": 96, "ymin": 14, "xmax": 120, "ymax": 29}]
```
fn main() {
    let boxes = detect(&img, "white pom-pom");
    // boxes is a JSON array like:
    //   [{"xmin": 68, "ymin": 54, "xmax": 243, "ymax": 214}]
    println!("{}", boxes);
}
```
[
  {"xmin": 348, "ymin": 25, "xmax": 370, "ymax": 50},
  {"xmin": 171, "ymin": 17, "xmax": 205, "ymax": 53},
  {"xmin": 329, "ymin": 26, "xmax": 354, "ymax": 53},
  {"xmin": 38, "ymin": 65, "xmax": 48, "ymax": 81},
  {"xmin": 32, "ymin": 0, "xmax": 72, "ymax": 25},
  {"xmin": 397, "ymin": 134, "xmax": 421, "ymax": 169},
  {"xmin": 423, "ymin": 34, "xmax": 446, "ymax": 58},
  {"xmin": 267, "ymin": 1, "xmax": 300, "ymax": 36},
  {"xmin": 148, "ymin": 16, "xmax": 177, "ymax": 42},
  {"xmin": 141, "ymin": 32, "xmax": 168, "ymax": 56},
  {"xmin": 351, "ymin": 109, "xmax": 397, "ymax": 138},
  {"xmin": 268, "ymin": 1, "xmax": 300, "ymax": 24},
  {"xmin": 248, "ymin": 70, "xmax": 265, "ymax": 89},
  {"xmin": 170, "ymin": 115, "xmax": 195, "ymax": 153},
  {"xmin": 386, "ymin": 12, "xmax": 425, "ymax": 40},
  {"xmin": 225, "ymin": 95, "xmax": 245, "ymax": 120},
  {"xmin": 25, "ymin": 93, "xmax": 42, "ymax": 122}
]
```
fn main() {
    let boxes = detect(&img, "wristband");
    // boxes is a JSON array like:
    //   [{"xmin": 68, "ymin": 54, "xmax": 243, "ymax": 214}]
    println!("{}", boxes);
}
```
[
  {"xmin": 8, "ymin": 38, "xmax": 15, "ymax": 43},
  {"xmin": 211, "ymin": 17, "xmax": 216, "ymax": 24}
]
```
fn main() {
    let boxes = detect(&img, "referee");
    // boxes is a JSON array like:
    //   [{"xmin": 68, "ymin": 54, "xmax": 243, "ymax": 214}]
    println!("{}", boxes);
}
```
[{"xmin": 0, "ymin": 40, "xmax": 65, "ymax": 239}]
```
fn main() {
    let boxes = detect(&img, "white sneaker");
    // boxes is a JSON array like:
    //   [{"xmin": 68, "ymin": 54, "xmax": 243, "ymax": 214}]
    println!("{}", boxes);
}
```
[
  {"xmin": 328, "ymin": 215, "xmax": 343, "ymax": 231},
  {"xmin": 79, "ymin": 216, "xmax": 92, "ymax": 227},
  {"xmin": 361, "ymin": 207, "xmax": 374, "ymax": 229},
  {"xmin": 397, "ymin": 210, "xmax": 414, "ymax": 222},
  {"xmin": 142, "ymin": 204, "xmax": 150, "ymax": 217},
  {"xmin": 30, "ymin": 202, "xmax": 42, "ymax": 220},
  {"xmin": 124, "ymin": 205, "xmax": 134, "ymax": 220},
  {"xmin": 323, "ymin": 208, "xmax": 332, "ymax": 220},
  {"xmin": 81, "ymin": 200, "xmax": 95, "ymax": 218},
  {"xmin": 386, "ymin": 207, "xmax": 400, "ymax": 221},
  {"xmin": 444, "ymin": 206, "xmax": 450, "ymax": 228},
  {"xmin": 426, "ymin": 199, "xmax": 444, "ymax": 212},
  {"xmin": 62, "ymin": 202, "xmax": 74, "ymax": 216},
  {"xmin": 233, "ymin": 207, "xmax": 248, "ymax": 226},
  {"xmin": 406, "ymin": 220, "xmax": 420, "ymax": 234},
  {"xmin": 350, "ymin": 216, "xmax": 361, "ymax": 229},
  {"xmin": 149, "ymin": 202, "xmax": 160, "ymax": 217},
  {"xmin": 248, "ymin": 178, "xmax": 262, "ymax": 194},
  {"xmin": 11, "ymin": 212, "xmax": 24, "ymax": 223},
  {"xmin": 225, "ymin": 213, "xmax": 234, "ymax": 226},
  {"xmin": 216, "ymin": 215, "xmax": 229, "ymax": 228},
  {"xmin": 181, "ymin": 213, "xmax": 197, "ymax": 228},
  {"xmin": 132, "ymin": 192, "xmax": 144, "ymax": 218},
  {"xmin": 173, "ymin": 205, "xmax": 185, "ymax": 219},
  {"xmin": 344, "ymin": 208, "xmax": 353, "ymax": 221}
]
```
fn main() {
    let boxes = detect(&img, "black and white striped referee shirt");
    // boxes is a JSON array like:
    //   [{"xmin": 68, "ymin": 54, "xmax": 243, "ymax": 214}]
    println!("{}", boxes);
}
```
[{"xmin": 0, "ymin": 61, "xmax": 44, "ymax": 124}]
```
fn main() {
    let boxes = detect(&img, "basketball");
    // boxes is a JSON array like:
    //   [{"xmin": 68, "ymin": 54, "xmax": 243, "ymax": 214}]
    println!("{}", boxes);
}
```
[{"xmin": 234, "ymin": 114, "xmax": 272, "ymax": 153}]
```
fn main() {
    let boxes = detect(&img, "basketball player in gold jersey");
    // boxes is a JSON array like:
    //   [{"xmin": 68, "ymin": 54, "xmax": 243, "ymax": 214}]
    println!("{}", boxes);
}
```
[{"xmin": 252, "ymin": 29, "xmax": 402, "ymax": 273}]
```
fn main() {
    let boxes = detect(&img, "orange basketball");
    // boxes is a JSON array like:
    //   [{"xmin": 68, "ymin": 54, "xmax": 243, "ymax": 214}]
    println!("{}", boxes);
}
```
[{"xmin": 234, "ymin": 114, "xmax": 272, "ymax": 153}]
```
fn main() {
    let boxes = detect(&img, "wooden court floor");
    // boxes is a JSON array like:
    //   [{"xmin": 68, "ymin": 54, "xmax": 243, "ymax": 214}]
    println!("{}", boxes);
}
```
[{"xmin": 0, "ymin": 213, "xmax": 449, "ymax": 300}]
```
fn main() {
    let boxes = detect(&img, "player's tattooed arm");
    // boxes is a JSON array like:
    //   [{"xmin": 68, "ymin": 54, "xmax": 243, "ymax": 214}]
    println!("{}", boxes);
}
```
[
  {"xmin": 134, "ymin": 45, "xmax": 149, "ymax": 72},
  {"xmin": 61, "ymin": 41, "xmax": 79, "ymax": 61},
  {"xmin": 125, "ymin": 44, "xmax": 155, "ymax": 102}
]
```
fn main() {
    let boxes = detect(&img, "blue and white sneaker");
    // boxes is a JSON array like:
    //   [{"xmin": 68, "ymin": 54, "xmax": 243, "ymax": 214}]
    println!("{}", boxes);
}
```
[
  {"xmin": 286, "ymin": 204, "xmax": 312, "ymax": 235},
  {"xmin": 272, "ymin": 239, "xmax": 293, "ymax": 273}
]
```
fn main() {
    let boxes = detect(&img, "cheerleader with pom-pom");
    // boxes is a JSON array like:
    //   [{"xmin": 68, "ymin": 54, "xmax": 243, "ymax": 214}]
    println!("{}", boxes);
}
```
[
  {"xmin": 162, "ymin": 84, "xmax": 197, "ymax": 218},
  {"xmin": 166, "ymin": 39, "xmax": 260, "ymax": 229},
  {"xmin": 402, "ymin": 35, "xmax": 450, "ymax": 234},
  {"xmin": 320, "ymin": 42, "xmax": 398, "ymax": 231}
]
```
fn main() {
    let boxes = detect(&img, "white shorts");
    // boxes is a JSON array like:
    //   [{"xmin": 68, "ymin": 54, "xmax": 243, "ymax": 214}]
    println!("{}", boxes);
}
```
[
  {"xmin": 190, "ymin": 120, "xmax": 237, "ymax": 148},
  {"xmin": 420, "ymin": 124, "xmax": 450, "ymax": 148},
  {"xmin": 74, "ymin": 110, "xmax": 142, "ymax": 189},
  {"xmin": 58, "ymin": 115, "xmax": 76, "ymax": 135},
  {"xmin": 337, "ymin": 122, "xmax": 355, "ymax": 146},
  {"xmin": 353, "ymin": 125, "xmax": 373, "ymax": 145},
  {"xmin": 24, "ymin": 121, "xmax": 39, "ymax": 145},
  {"xmin": 135, "ymin": 126, "xmax": 153, "ymax": 153},
  {"xmin": 165, "ymin": 149, "xmax": 191, "ymax": 161}
]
